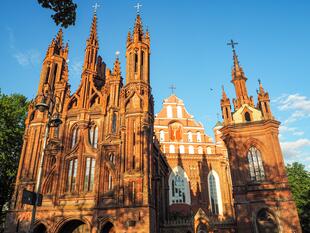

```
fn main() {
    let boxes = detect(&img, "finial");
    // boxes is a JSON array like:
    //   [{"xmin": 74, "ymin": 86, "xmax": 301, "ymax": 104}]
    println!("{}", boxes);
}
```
[
  {"xmin": 115, "ymin": 51, "xmax": 120, "ymax": 59},
  {"xmin": 169, "ymin": 84, "xmax": 176, "ymax": 95},
  {"xmin": 258, "ymin": 78, "xmax": 261, "ymax": 85},
  {"xmin": 227, "ymin": 39, "xmax": 238, "ymax": 52},
  {"xmin": 134, "ymin": 2, "xmax": 143, "ymax": 14},
  {"xmin": 92, "ymin": 3, "xmax": 100, "ymax": 14}
]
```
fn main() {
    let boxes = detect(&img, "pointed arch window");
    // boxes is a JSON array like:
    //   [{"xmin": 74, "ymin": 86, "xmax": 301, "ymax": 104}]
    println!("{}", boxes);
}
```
[
  {"xmin": 89, "ymin": 124, "xmax": 98, "ymax": 148},
  {"xmin": 208, "ymin": 170, "xmax": 223, "ymax": 215},
  {"xmin": 66, "ymin": 158, "xmax": 78, "ymax": 192},
  {"xmin": 112, "ymin": 112, "xmax": 117, "ymax": 133},
  {"xmin": 169, "ymin": 166, "xmax": 191, "ymax": 205},
  {"xmin": 247, "ymin": 147, "xmax": 265, "ymax": 181},
  {"xmin": 245, "ymin": 112, "xmax": 251, "ymax": 122},
  {"xmin": 109, "ymin": 153, "xmax": 115, "ymax": 164},
  {"xmin": 71, "ymin": 127, "xmax": 79, "ymax": 149},
  {"xmin": 169, "ymin": 145, "xmax": 175, "ymax": 153},
  {"xmin": 84, "ymin": 157, "xmax": 96, "ymax": 192}
]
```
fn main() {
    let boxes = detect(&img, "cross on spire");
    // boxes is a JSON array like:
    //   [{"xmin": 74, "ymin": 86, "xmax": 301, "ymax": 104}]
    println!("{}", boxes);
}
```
[
  {"xmin": 134, "ymin": 3, "xmax": 143, "ymax": 14},
  {"xmin": 227, "ymin": 39, "xmax": 238, "ymax": 52},
  {"xmin": 92, "ymin": 3, "xmax": 100, "ymax": 14},
  {"xmin": 169, "ymin": 84, "xmax": 176, "ymax": 95}
]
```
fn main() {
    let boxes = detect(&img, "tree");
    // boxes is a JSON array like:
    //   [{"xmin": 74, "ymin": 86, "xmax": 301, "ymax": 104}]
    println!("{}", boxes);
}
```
[
  {"xmin": 0, "ymin": 91, "xmax": 28, "ymax": 232},
  {"xmin": 286, "ymin": 162, "xmax": 310, "ymax": 232},
  {"xmin": 37, "ymin": 0, "xmax": 77, "ymax": 28}
]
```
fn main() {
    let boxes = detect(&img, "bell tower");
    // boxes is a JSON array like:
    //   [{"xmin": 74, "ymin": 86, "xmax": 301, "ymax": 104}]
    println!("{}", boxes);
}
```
[{"xmin": 220, "ymin": 41, "xmax": 301, "ymax": 233}]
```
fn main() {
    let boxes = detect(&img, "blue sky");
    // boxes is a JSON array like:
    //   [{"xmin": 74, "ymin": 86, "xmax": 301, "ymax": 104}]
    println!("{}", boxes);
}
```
[{"xmin": 1, "ymin": 0, "xmax": 310, "ymax": 169}]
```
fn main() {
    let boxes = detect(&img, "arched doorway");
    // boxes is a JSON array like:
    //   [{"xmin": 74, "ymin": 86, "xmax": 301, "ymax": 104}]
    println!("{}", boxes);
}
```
[
  {"xmin": 58, "ymin": 219, "xmax": 89, "ymax": 233},
  {"xmin": 256, "ymin": 209, "xmax": 279, "ymax": 233},
  {"xmin": 33, "ymin": 223, "xmax": 47, "ymax": 233},
  {"xmin": 101, "ymin": 221, "xmax": 115, "ymax": 233}
]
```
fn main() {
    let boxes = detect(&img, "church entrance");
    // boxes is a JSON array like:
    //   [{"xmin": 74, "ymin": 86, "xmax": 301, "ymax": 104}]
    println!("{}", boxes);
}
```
[
  {"xmin": 101, "ymin": 221, "xmax": 115, "ymax": 233},
  {"xmin": 58, "ymin": 219, "xmax": 89, "ymax": 233}
]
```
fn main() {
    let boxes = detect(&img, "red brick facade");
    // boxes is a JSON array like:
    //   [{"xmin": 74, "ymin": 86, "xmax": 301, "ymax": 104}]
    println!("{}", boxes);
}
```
[{"xmin": 5, "ymin": 12, "xmax": 301, "ymax": 233}]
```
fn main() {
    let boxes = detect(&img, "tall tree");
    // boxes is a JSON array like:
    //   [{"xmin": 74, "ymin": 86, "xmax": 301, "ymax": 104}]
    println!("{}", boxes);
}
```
[
  {"xmin": 0, "ymin": 91, "xmax": 28, "ymax": 232},
  {"xmin": 37, "ymin": 0, "xmax": 77, "ymax": 28},
  {"xmin": 286, "ymin": 162, "xmax": 310, "ymax": 232}
]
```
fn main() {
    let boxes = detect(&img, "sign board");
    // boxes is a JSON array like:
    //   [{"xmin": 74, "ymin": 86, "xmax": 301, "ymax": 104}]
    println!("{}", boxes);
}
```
[{"xmin": 22, "ymin": 189, "xmax": 43, "ymax": 206}]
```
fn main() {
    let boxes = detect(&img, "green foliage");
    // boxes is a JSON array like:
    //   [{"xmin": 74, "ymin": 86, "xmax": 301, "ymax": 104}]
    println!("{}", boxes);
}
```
[
  {"xmin": 0, "ymin": 90, "xmax": 28, "ymax": 230},
  {"xmin": 286, "ymin": 162, "xmax": 310, "ymax": 232},
  {"xmin": 37, "ymin": 0, "xmax": 77, "ymax": 28}
]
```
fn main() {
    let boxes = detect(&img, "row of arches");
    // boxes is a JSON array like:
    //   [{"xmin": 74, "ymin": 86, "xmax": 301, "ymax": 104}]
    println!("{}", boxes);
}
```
[
  {"xmin": 33, "ymin": 219, "xmax": 115, "ymax": 233},
  {"xmin": 160, "ymin": 129, "xmax": 202, "ymax": 143}
]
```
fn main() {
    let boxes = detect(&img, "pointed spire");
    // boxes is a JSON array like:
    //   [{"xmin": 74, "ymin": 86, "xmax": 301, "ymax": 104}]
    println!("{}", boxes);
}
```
[
  {"xmin": 56, "ymin": 28, "xmax": 63, "ymax": 47},
  {"xmin": 222, "ymin": 85, "xmax": 228, "ymax": 99},
  {"xmin": 88, "ymin": 12, "xmax": 98, "ymax": 45},
  {"xmin": 258, "ymin": 79, "xmax": 265, "ymax": 94},
  {"xmin": 113, "ymin": 51, "xmax": 121, "ymax": 76},
  {"xmin": 133, "ymin": 14, "xmax": 144, "ymax": 42}
]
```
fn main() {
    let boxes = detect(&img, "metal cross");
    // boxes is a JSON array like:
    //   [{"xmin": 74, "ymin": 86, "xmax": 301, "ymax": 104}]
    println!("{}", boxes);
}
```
[
  {"xmin": 92, "ymin": 3, "xmax": 100, "ymax": 14},
  {"xmin": 134, "ymin": 3, "xmax": 143, "ymax": 14},
  {"xmin": 169, "ymin": 84, "xmax": 176, "ymax": 94},
  {"xmin": 227, "ymin": 39, "xmax": 238, "ymax": 51}
]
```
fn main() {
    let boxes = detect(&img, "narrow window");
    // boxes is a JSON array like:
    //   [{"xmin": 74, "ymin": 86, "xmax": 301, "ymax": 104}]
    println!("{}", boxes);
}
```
[
  {"xmin": 179, "ymin": 145, "xmax": 185, "ymax": 154},
  {"xmin": 84, "ymin": 158, "xmax": 96, "ymax": 192},
  {"xmin": 134, "ymin": 53, "xmax": 138, "ymax": 73},
  {"xmin": 108, "ymin": 172, "xmax": 113, "ymax": 191},
  {"xmin": 245, "ymin": 112, "xmax": 251, "ymax": 122},
  {"xmin": 44, "ymin": 66, "xmax": 50, "ymax": 84},
  {"xmin": 198, "ymin": 146, "xmax": 203, "ymax": 154},
  {"xmin": 167, "ymin": 105, "xmax": 173, "ymax": 118},
  {"xmin": 197, "ymin": 132, "xmax": 202, "ymax": 142},
  {"xmin": 247, "ymin": 147, "xmax": 265, "ymax": 181},
  {"xmin": 177, "ymin": 106, "xmax": 182, "ymax": 118},
  {"xmin": 159, "ymin": 130, "xmax": 165, "ymax": 142},
  {"xmin": 66, "ymin": 158, "xmax": 78, "ymax": 192},
  {"xmin": 189, "ymin": 145, "xmax": 194, "ymax": 154},
  {"xmin": 188, "ymin": 131, "xmax": 193, "ymax": 142},
  {"xmin": 89, "ymin": 125, "xmax": 98, "ymax": 148},
  {"xmin": 71, "ymin": 127, "xmax": 79, "ymax": 149},
  {"xmin": 169, "ymin": 145, "xmax": 175, "ymax": 153},
  {"xmin": 208, "ymin": 171, "xmax": 222, "ymax": 215},
  {"xmin": 207, "ymin": 147, "xmax": 212, "ymax": 154},
  {"xmin": 112, "ymin": 112, "xmax": 117, "ymax": 133}
]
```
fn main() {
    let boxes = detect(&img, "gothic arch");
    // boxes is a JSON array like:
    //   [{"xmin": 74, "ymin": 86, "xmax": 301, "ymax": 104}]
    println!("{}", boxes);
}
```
[
  {"xmin": 168, "ymin": 166, "xmax": 191, "ymax": 205},
  {"xmin": 244, "ymin": 138, "xmax": 266, "ymax": 156},
  {"xmin": 54, "ymin": 217, "xmax": 91, "ymax": 233},
  {"xmin": 207, "ymin": 170, "xmax": 223, "ymax": 215},
  {"xmin": 33, "ymin": 221, "xmax": 48, "ymax": 233},
  {"xmin": 254, "ymin": 208, "xmax": 280, "ymax": 233}
]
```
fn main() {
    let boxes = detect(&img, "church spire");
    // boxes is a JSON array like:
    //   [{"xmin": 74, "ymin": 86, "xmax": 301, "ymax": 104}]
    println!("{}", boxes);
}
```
[
  {"xmin": 83, "ymin": 10, "xmax": 99, "ymax": 72},
  {"xmin": 227, "ymin": 40, "xmax": 253, "ymax": 110}
]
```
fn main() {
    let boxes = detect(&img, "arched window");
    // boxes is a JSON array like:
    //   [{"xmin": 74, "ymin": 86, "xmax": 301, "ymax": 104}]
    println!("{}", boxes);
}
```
[
  {"xmin": 84, "ymin": 157, "xmax": 95, "ymax": 192},
  {"xmin": 208, "ymin": 170, "xmax": 223, "ymax": 215},
  {"xmin": 197, "ymin": 132, "xmax": 202, "ymax": 142},
  {"xmin": 89, "ymin": 125, "xmax": 98, "ymax": 148},
  {"xmin": 177, "ymin": 106, "xmax": 182, "ymax": 118},
  {"xmin": 169, "ymin": 145, "xmax": 175, "ymax": 153},
  {"xmin": 71, "ymin": 127, "xmax": 79, "ymax": 149},
  {"xmin": 198, "ymin": 146, "xmax": 203, "ymax": 154},
  {"xmin": 179, "ymin": 145, "xmax": 185, "ymax": 154},
  {"xmin": 247, "ymin": 147, "xmax": 265, "ymax": 181},
  {"xmin": 207, "ymin": 146, "xmax": 212, "ymax": 154},
  {"xmin": 159, "ymin": 130, "xmax": 165, "ymax": 142},
  {"xmin": 108, "ymin": 171, "xmax": 113, "ymax": 191},
  {"xmin": 169, "ymin": 166, "xmax": 191, "ymax": 205},
  {"xmin": 109, "ymin": 153, "xmax": 115, "ymax": 164},
  {"xmin": 66, "ymin": 158, "xmax": 78, "ymax": 192},
  {"xmin": 245, "ymin": 112, "xmax": 251, "ymax": 122},
  {"xmin": 256, "ymin": 209, "xmax": 279, "ymax": 233},
  {"xmin": 189, "ymin": 145, "xmax": 194, "ymax": 154},
  {"xmin": 167, "ymin": 105, "xmax": 173, "ymax": 118},
  {"xmin": 112, "ymin": 112, "xmax": 117, "ymax": 133},
  {"xmin": 188, "ymin": 131, "xmax": 193, "ymax": 142}
]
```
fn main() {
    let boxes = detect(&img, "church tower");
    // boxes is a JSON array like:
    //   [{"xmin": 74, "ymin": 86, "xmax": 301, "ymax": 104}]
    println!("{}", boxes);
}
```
[{"xmin": 220, "ymin": 41, "xmax": 301, "ymax": 233}]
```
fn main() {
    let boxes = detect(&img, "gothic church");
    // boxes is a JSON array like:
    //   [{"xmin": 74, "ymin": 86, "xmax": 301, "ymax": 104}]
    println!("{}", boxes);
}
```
[{"xmin": 5, "ymin": 9, "xmax": 301, "ymax": 233}]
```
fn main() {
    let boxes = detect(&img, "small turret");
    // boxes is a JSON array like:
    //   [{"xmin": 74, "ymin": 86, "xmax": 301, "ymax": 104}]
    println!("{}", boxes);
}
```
[
  {"xmin": 257, "ymin": 79, "xmax": 272, "ymax": 119},
  {"xmin": 220, "ymin": 86, "xmax": 233, "ymax": 125}
]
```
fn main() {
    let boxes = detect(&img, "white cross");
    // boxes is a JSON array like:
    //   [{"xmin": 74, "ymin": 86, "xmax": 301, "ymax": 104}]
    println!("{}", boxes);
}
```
[
  {"xmin": 134, "ymin": 3, "xmax": 142, "ymax": 14},
  {"xmin": 92, "ymin": 3, "xmax": 100, "ymax": 14}
]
